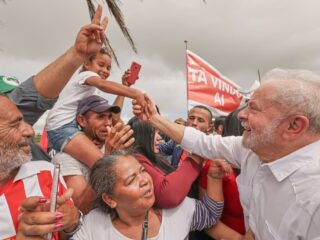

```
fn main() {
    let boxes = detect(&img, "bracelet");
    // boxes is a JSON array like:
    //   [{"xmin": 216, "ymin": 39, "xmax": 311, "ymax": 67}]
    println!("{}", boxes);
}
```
[{"xmin": 63, "ymin": 210, "xmax": 84, "ymax": 236}]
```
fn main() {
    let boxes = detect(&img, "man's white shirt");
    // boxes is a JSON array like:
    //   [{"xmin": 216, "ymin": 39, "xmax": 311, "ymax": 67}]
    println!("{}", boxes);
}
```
[{"xmin": 181, "ymin": 127, "xmax": 320, "ymax": 240}]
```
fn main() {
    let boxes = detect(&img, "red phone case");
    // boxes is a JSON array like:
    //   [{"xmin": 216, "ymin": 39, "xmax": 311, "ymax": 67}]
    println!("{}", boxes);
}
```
[{"xmin": 128, "ymin": 62, "xmax": 141, "ymax": 84}]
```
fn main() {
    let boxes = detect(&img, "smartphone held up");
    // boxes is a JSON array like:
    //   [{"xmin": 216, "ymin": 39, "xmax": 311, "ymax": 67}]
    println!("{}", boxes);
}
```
[
  {"xmin": 127, "ymin": 61, "xmax": 141, "ymax": 85},
  {"xmin": 46, "ymin": 164, "xmax": 60, "ymax": 240}
]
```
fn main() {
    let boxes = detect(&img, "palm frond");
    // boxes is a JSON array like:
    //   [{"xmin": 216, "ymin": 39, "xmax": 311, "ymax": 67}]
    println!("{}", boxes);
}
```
[
  {"xmin": 103, "ymin": 0, "xmax": 137, "ymax": 53},
  {"xmin": 86, "ymin": 0, "xmax": 137, "ymax": 66},
  {"xmin": 86, "ymin": 0, "xmax": 120, "ymax": 66}
]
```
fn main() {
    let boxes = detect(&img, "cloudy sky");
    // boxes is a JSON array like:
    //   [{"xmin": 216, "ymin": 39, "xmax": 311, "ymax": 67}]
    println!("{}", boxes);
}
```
[{"xmin": 1, "ymin": 0, "xmax": 320, "ymax": 132}]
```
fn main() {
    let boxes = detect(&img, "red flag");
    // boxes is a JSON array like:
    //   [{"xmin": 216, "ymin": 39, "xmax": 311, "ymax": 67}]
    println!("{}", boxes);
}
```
[
  {"xmin": 39, "ymin": 128, "xmax": 49, "ymax": 152},
  {"xmin": 186, "ymin": 50, "xmax": 243, "ymax": 116}
]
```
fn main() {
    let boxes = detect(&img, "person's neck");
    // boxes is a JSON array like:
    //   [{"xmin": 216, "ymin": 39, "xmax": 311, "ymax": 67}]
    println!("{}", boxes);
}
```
[
  {"xmin": 258, "ymin": 135, "xmax": 320, "ymax": 163},
  {"xmin": 115, "ymin": 208, "xmax": 149, "ymax": 227}
]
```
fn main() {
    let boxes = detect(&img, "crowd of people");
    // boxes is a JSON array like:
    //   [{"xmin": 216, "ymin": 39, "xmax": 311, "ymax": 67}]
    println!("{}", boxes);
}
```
[{"xmin": 1, "ymin": 4, "xmax": 320, "ymax": 240}]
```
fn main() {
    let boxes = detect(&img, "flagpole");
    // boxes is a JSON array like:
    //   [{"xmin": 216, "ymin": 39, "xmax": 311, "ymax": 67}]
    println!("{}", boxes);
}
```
[{"xmin": 184, "ymin": 40, "xmax": 189, "ymax": 117}]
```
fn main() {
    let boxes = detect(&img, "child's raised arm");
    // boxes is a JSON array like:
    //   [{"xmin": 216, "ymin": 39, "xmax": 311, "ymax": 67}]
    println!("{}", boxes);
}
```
[{"xmin": 85, "ymin": 76, "xmax": 146, "ymax": 108}]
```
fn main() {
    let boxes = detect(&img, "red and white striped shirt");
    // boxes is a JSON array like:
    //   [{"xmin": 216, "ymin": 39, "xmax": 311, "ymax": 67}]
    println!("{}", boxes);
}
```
[{"xmin": 0, "ymin": 161, "xmax": 67, "ymax": 239}]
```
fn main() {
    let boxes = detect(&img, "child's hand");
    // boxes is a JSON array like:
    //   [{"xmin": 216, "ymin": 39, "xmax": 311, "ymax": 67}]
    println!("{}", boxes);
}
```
[
  {"xmin": 208, "ymin": 159, "xmax": 232, "ymax": 180},
  {"xmin": 135, "ymin": 90, "xmax": 147, "ymax": 108},
  {"xmin": 122, "ymin": 69, "xmax": 135, "ymax": 87}
]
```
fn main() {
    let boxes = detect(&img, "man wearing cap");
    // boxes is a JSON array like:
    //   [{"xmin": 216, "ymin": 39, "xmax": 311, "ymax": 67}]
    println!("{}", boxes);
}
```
[
  {"xmin": 52, "ymin": 95, "xmax": 134, "ymax": 213},
  {"xmin": 0, "ymin": 75, "xmax": 20, "ymax": 93},
  {"xmin": 0, "ymin": 75, "xmax": 53, "ymax": 161}
]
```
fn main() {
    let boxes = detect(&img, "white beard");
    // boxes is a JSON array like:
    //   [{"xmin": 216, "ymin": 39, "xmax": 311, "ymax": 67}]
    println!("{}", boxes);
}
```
[
  {"xmin": 0, "ymin": 143, "xmax": 32, "ymax": 181},
  {"xmin": 242, "ymin": 119, "xmax": 279, "ymax": 151}
]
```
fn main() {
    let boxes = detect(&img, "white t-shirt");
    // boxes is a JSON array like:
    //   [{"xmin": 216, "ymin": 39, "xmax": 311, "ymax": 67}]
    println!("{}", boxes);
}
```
[
  {"xmin": 52, "ymin": 152, "xmax": 90, "ymax": 181},
  {"xmin": 71, "ymin": 197, "xmax": 196, "ymax": 240},
  {"xmin": 52, "ymin": 146, "xmax": 104, "ymax": 181},
  {"xmin": 46, "ymin": 71, "xmax": 101, "ymax": 131}
]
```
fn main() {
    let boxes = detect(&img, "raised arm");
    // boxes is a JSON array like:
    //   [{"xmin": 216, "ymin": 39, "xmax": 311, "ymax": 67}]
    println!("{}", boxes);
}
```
[
  {"xmin": 112, "ymin": 68, "xmax": 134, "ymax": 124},
  {"xmin": 33, "ymin": 5, "xmax": 108, "ymax": 99},
  {"xmin": 132, "ymin": 94, "xmax": 185, "ymax": 144},
  {"xmin": 189, "ymin": 159, "xmax": 232, "ymax": 231},
  {"xmin": 85, "ymin": 76, "xmax": 146, "ymax": 108},
  {"xmin": 202, "ymin": 160, "xmax": 245, "ymax": 240}
]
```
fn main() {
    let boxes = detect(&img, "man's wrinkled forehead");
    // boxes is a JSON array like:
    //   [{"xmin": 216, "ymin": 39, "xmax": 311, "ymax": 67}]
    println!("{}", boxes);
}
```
[
  {"xmin": 0, "ymin": 95, "xmax": 21, "ymax": 120},
  {"xmin": 87, "ymin": 109, "xmax": 113, "ymax": 116}
]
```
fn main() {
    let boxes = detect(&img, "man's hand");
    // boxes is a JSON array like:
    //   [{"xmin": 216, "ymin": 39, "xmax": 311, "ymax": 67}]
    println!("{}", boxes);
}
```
[
  {"xmin": 16, "ymin": 189, "xmax": 80, "ymax": 239},
  {"xmin": 74, "ymin": 5, "xmax": 108, "ymax": 59},
  {"xmin": 105, "ymin": 122, "xmax": 135, "ymax": 154}
]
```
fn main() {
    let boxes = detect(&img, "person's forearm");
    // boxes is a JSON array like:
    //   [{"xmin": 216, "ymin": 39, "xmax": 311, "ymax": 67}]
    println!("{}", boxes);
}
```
[
  {"xmin": 93, "ymin": 78, "xmax": 141, "ymax": 100},
  {"xmin": 206, "ymin": 221, "xmax": 243, "ymax": 240},
  {"xmin": 33, "ymin": 46, "xmax": 83, "ymax": 99},
  {"xmin": 207, "ymin": 177, "xmax": 224, "ymax": 202},
  {"xmin": 149, "ymin": 114, "xmax": 185, "ymax": 144},
  {"xmin": 113, "ymin": 95, "xmax": 125, "ymax": 110},
  {"xmin": 112, "ymin": 95, "xmax": 125, "ymax": 124}
]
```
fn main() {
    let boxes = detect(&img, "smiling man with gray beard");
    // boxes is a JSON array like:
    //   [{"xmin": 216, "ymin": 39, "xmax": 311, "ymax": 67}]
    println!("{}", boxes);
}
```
[
  {"xmin": 0, "ymin": 5, "xmax": 109, "ymax": 238},
  {"xmin": 0, "ymin": 138, "xmax": 32, "ymax": 181},
  {"xmin": 0, "ymin": 95, "xmax": 81, "ymax": 239},
  {"xmin": 133, "ymin": 68, "xmax": 320, "ymax": 240}
]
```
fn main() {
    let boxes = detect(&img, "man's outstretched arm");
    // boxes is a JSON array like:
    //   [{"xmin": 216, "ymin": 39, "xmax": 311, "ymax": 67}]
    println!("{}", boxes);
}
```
[{"xmin": 132, "ymin": 94, "xmax": 186, "ymax": 144}]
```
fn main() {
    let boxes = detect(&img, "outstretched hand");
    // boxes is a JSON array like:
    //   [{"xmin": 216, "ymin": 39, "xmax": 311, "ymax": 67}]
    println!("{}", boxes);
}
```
[
  {"xmin": 105, "ymin": 122, "xmax": 135, "ymax": 154},
  {"xmin": 208, "ymin": 159, "xmax": 232, "ymax": 180},
  {"xmin": 74, "ymin": 5, "xmax": 108, "ymax": 59},
  {"xmin": 132, "ymin": 93, "xmax": 158, "ymax": 122}
]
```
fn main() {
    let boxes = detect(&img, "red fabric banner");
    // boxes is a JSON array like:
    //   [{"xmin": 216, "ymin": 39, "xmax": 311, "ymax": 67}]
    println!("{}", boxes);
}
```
[{"xmin": 186, "ymin": 50, "xmax": 243, "ymax": 116}]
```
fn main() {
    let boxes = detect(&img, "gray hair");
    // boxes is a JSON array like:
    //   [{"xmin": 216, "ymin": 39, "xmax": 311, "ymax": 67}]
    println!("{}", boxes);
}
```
[
  {"xmin": 261, "ymin": 68, "xmax": 320, "ymax": 133},
  {"xmin": 89, "ymin": 149, "xmax": 135, "ymax": 214}
]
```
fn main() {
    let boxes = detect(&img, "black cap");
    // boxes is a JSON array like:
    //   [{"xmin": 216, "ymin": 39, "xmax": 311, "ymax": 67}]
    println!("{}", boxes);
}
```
[{"xmin": 76, "ymin": 95, "xmax": 121, "ymax": 116}]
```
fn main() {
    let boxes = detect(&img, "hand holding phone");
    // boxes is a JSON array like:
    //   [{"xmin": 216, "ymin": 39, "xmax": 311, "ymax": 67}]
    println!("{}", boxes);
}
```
[{"xmin": 127, "ymin": 61, "xmax": 141, "ymax": 85}]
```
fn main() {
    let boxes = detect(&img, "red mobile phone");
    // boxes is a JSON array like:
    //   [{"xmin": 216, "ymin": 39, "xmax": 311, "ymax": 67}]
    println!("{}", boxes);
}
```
[{"xmin": 127, "ymin": 61, "xmax": 141, "ymax": 84}]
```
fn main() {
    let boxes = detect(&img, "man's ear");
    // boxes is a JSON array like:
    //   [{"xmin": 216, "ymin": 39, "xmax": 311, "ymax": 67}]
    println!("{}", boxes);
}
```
[
  {"xmin": 283, "ymin": 115, "xmax": 309, "ymax": 140},
  {"xmin": 76, "ymin": 115, "xmax": 87, "ymax": 128},
  {"xmin": 102, "ymin": 193, "xmax": 117, "ymax": 209}
]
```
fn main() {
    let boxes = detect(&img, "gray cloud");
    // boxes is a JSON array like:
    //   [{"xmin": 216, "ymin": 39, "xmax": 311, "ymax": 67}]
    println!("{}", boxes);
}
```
[{"xmin": 1, "ymin": 0, "xmax": 320, "ymax": 132}]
